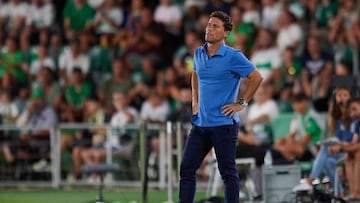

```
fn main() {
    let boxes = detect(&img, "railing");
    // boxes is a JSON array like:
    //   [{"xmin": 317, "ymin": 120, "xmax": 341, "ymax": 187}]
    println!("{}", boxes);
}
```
[{"xmin": 0, "ymin": 122, "xmax": 192, "ymax": 203}]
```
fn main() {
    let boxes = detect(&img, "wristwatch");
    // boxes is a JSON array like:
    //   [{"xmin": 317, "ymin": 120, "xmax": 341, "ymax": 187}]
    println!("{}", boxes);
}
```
[{"xmin": 238, "ymin": 98, "xmax": 248, "ymax": 107}]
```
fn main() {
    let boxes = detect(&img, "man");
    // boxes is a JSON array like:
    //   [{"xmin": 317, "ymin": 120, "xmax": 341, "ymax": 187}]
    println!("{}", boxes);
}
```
[
  {"xmin": 179, "ymin": 11, "xmax": 263, "ymax": 203},
  {"xmin": 273, "ymin": 93, "xmax": 322, "ymax": 162},
  {"xmin": 2, "ymin": 88, "xmax": 57, "ymax": 169}
]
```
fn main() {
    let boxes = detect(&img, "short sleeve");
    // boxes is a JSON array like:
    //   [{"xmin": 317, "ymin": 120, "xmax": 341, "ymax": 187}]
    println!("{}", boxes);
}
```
[
  {"xmin": 231, "ymin": 51, "xmax": 255, "ymax": 77},
  {"xmin": 305, "ymin": 117, "xmax": 320, "ymax": 136}
]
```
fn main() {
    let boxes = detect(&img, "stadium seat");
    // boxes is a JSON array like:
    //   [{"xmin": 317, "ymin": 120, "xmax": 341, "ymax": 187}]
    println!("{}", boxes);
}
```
[{"xmin": 81, "ymin": 164, "xmax": 120, "ymax": 203}]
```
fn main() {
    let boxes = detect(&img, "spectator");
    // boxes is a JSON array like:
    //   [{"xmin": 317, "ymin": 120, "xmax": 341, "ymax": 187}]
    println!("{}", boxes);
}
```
[
  {"xmin": 272, "ymin": 93, "xmax": 322, "ymax": 163},
  {"xmin": 274, "ymin": 46, "xmax": 302, "ymax": 95},
  {"xmin": 88, "ymin": 33, "xmax": 112, "ymax": 83},
  {"xmin": 205, "ymin": 0, "xmax": 231, "ymax": 14},
  {"xmin": 0, "ymin": 89, "xmax": 19, "ymax": 125},
  {"xmin": 114, "ymin": 7, "xmax": 165, "ymax": 61},
  {"xmin": 0, "ymin": 37, "xmax": 27, "ymax": 92},
  {"xmin": 48, "ymin": 32, "xmax": 65, "ymax": 72},
  {"xmin": 24, "ymin": 0, "xmax": 54, "ymax": 45},
  {"xmin": 183, "ymin": 5, "xmax": 201, "ymax": 33},
  {"xmin": 98, "ymin": 58, "xmax": 134, "ymax": 115},
  {"xmin": 236, "ymin": 82, "xmax": 279, "ymax": 165},
  {"xmin": 124, "ymin": 0, "xmax": 143, "ymax": 29},
  {"xmin": 13, "ymin": 86, "xmax": 31, "ymax": 114},
  {"xmin": 276, "ymin": 9, "xmax": 304, "ymax": 55},
  {"xmin": 250, "ymin": 28, "xmax": 282, "ymax": 83},
  {"xmin": 167, "ymin": 83, "xmax": 192, "ymax": 123},
  {"xmin": 140, "ymin": 88, "xmax": 170, "ymax": 124},
  {"xmin": 226, "ymin": 5, "xmax": 256, "ymax": 55},
  {"xmin": 331, "ymin": 0, "xmax": 360, "ymax": 49},
  {"xmin": 329, "ymin": 22, "xmax": 354, "ymax": 65},
  {"xmin": 260, "ymin": 0, "xmax": 281, "ymax": 30},
  {"xmin": 34, "ymin": 66, "xmax": 62, "ymax": 108},
  {"xmin": 2, "ymin": 87, "xmax": 57, "ymax": 168},
  {"xmin": 300, "ymin": 35, "xmax": 333, "ymax": 112},
  {"xmin": 156, "ymin": 67, "xmax": 182, "ymax": 112},
  {"xmin": 0, "ymin": 0, "xmax": 28, "ymax": 39},
  {"xmin": 58, "ymin": 37, "xmax": 90, "ymax": 85},
  {"xmin": 340, "ymin": 97, "xmax": 360, "ymax": 200},
  {"xmin": 29, "ymin": 44, "xmax": 56, "ymax": 80},
  {"xmin": 154, "ymin": 0, "xmax": 183, "ymax": 36},
  {"xmin": 310, "ymin": 0, "xmax": 339, "ymax": 37},
  {"xmin": 93, "ymin": 0, "xmax": 123, "ymax": 35},
  {"xmin": 293, "ymin": 87, "xmax": 354, "ymax": 196},
  {"xmin": 71, "ymin": 96, "xmax": 105, "ymax": 181},
  {"xmin": 65, "ymin": 68, "xmax": 92, "ymax": 117},
  {"xmin": 81, "ymin": 91, "xmax": 138, "ymax": 182},
  {"xmin": 63, "ymin": 0, "xmax": 95, "ymax": 40},
  {"xmin": 242, "ymin": 0, "xmax": 260, "ymax": 27}
]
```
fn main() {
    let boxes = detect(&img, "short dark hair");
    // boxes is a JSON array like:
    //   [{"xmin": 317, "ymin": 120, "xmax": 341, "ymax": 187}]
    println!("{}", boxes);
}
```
[
  {"xmin": 350, "ymin": 97, "xmax": 360, "ymax": 105},
  {"xmin": 209, "ymin": 11, "xmax": 233, "ymax": 32},
  {"xmin": 293, "ymin": 92, "xmax": 308, "ymax": 102}
]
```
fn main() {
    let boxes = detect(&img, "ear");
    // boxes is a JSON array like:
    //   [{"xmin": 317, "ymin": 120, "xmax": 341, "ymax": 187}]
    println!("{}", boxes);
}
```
[{"xmin": 224, "ymin": 31, "xmax": 230, "ymax": 38}]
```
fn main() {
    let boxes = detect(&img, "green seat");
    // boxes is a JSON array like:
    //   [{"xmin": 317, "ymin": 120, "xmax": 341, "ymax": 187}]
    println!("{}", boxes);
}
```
[{"xmin": 271, "ymin": 113, "xmax": 296, "ymax": 140}]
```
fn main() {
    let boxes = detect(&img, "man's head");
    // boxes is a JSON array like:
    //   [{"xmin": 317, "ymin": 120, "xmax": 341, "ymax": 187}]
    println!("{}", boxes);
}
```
[
  {"xmin": 292, "ymin": 93, "xmax": 309, "ymax": 115},
  {"xmin": 349, "ymin": 97, "xmax": 360, "ymax": 120},
  {"xmin": 31, "ymin": 88, "xmax": 45, "ymax": 111},
  {"xmin": 205, "ymin": 11, "xmax": 232, "ymax": 43}
]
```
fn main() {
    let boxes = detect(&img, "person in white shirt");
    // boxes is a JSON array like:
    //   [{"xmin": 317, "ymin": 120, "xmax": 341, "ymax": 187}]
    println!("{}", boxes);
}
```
[
  {"xmin": 154, "ymin": 0, "xmax": 183, "ymax": 36},
  {"xmin": 81, "ymin": 91, "xmax": 138, "ymax": 182},
  {"xmin": 30, "ymin": 44, "xmax": 55, "ymax": 80},
  {"xmin": 0, "ymin": 89, "xmax": 19, "ymax": 125},
  {"xmin": 260, "ymin": 0, "xmax": 281, "ymax": 30},
  {"xmin": 24, "ymin": 0, "xmax": 54, "ymax": 43},
  {"xmin": 276, "ymin": 9, "xmax": 304, "ymax": 55},
  {"xmin": 0, "ymin": 0, "xmax": 28, "ymax": 32},
  {"xmin": 251, "ymin": 28, "xmax": 282, "ymax": 82},
  {"xmin": 58, "ymin": 37, "xmax": 89, "ymax": 85},
  {"xmin": 26, "ymin": 0, "xmax": 53, "ymax": 29},
  {"xmin": 93, "ymin": 0, "xmax": 123, "ymax": 34},
  {"xmin": 140, "ymin": 89, "xmax": 170, "ymax": 123},
  {"xmin": 242, "ymin": 0, "xmax": 260, "ymax": 27}
]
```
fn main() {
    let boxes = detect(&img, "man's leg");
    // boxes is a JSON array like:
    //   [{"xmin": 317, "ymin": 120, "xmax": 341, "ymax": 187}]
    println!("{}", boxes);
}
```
[
  {"xmin": 211, "ymin": 125, "xmax": 240, "ymax": 203},
  {"xmin": 179, "ymin": 126, "xmax": 212, "ymax": 203}
]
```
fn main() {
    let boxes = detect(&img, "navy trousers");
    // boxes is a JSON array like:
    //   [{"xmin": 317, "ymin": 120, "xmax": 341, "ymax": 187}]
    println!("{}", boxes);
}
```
[{"xmin": 179, "ymin": 124, "xmax": 240, "ymax": 203}]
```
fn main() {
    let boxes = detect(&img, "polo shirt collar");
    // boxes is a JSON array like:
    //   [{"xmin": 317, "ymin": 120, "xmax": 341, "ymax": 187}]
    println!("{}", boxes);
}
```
[{"xmin": 201, "ymin": 42, "xmax": 227, "ymax": 56}]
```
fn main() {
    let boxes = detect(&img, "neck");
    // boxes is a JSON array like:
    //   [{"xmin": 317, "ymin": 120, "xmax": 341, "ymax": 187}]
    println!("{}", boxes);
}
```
[{"xmin": 207, "ymin": 41, "xmax": 223, "ymax": 57}]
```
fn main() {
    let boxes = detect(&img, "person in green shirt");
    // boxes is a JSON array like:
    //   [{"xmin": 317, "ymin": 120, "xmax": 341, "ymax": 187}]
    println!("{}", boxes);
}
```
[
  {"xmin": 63, "ymin": 0, "xmax": 95, "ymax": 40},
  {"xmin": 273, "ymin": 93, "xmax": 322, "ymax": 162},
  {"xmin": 0, "ymin": 37, "xmax": 27, "ymax": 91},
  {"xmin": 65, "ymin": 67, "xmax": 92, "ymax": 110},
  {"xmin": 226, "ymin": 6, "xmax": 256, "ymax": 56}
]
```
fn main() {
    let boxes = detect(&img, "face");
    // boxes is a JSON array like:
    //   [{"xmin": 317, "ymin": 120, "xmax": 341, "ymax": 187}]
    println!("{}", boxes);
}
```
[
  {"xmin": 292, "ymin": 100, "xmax": 307, "ymax": 114},
  {"xmin": 257, "ymin": 29, "xmax": 272, "ymax": 48},
  {"xmin": 307, "ymin": 37, "xmax": 320, "ymax": 54},
  {"xmin": 349, "ymin": 101, "xmax": 360, "ymax": 120},
  {"xmin": 112, "ymin": 92, "xmax": 126, "ymax": 110},
  {"xmin": 205, "ymin": 17, "xmax": 229, "ymax": 44},
  {"xmin": 6, "ymin": 38, "xmax": 16, "ymax": 52},
  {"xmin": 335, "ymin": 88, "xmax": 351, "ymax": 106}
]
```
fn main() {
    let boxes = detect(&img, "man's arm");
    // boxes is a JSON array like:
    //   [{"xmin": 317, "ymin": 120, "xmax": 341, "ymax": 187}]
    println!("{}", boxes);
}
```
[
  {"xmin": 222, "ymin": 69, "xmax": 263, "ymax": 117},
  {"xmin": 191, "ymin": 71, "xmax": 198, "ymax": 114},
  {"xmin": 242, "ymin": 69, "xmax": 263, "ymax": 103}
]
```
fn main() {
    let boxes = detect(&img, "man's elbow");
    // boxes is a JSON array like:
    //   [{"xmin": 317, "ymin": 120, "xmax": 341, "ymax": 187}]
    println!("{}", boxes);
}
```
[{"xmin": 250, "ymin": 69, "xmax": 263, "ymax": 85}]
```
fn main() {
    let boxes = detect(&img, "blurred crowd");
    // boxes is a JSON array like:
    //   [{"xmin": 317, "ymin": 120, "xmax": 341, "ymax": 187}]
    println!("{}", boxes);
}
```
[
  {"xmin": 0, "ymin": 0, "xmax": 358, "ymax": 128},
  {"xmin": 0, "ymin": 0, "xmax": 360, "ymax": 195}
]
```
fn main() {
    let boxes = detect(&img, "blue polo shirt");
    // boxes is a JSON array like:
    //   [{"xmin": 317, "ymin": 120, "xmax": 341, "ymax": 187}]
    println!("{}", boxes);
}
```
[{"xmin": 192, "ymin": 43, "xmax": 255, "ymax": 127}]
